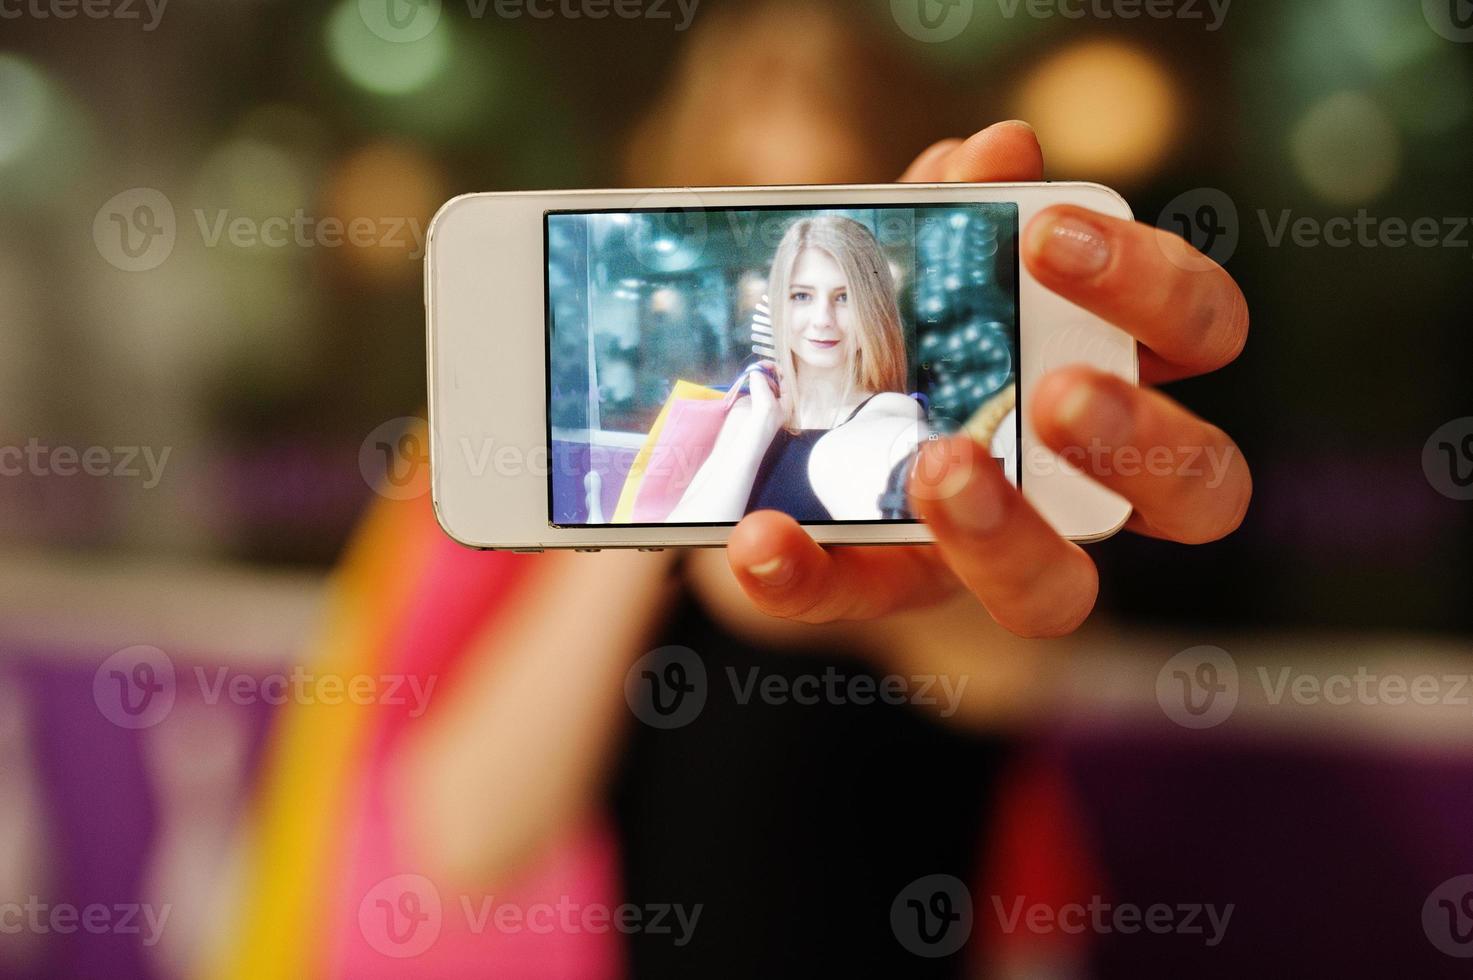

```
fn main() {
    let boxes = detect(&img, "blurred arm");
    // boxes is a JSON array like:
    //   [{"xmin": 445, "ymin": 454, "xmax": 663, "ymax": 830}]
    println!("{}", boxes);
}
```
[{"xmin": 391, "ymin": 549, "xmax": 678, "ymax": 889}]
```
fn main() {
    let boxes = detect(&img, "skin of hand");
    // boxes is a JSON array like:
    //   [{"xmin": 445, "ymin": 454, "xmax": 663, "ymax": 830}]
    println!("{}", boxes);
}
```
[{"xmin": 725, "ymin": 120, "xmax": 1252, "ymax": 638}]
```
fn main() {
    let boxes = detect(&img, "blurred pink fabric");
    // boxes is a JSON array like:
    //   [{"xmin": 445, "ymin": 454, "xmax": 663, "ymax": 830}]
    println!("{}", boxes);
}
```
[{"xmin": 321, "ymin": 532, "xmax": 625, "ymax": 979}]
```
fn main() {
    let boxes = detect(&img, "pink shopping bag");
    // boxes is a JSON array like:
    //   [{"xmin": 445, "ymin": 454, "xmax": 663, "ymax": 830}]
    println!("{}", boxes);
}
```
[{"xmin": 615, "ymin": 369, "xmax": 762, "ymax": 523}]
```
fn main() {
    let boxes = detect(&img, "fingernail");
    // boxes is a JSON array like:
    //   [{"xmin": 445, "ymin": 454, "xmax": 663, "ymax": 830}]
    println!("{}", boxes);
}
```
[
  {"xmin": 747, "ymin": 556, "xmax": 795, "ymax": 588},
  {"xmin": 915, "ymin": 437, "xmax": 974, "ymax": 502},
  {"xmin": 1031, "ymin": 213, "xmax": 1111, "ymax": 278},
  {"xmin": 995, "ymin": 119, "xmax": 1035, "ymax": 135},
  {"xmin": 1055, "ymin": 378, "xmax": 1134, "ymax": 446},
  {"xmin": 939, "ymin": 457, "xmax": 1008, "ymax": 536}
]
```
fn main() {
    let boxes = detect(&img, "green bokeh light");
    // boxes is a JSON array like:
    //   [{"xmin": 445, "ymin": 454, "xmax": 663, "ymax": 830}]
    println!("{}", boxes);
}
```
[
  {"xmin": 326, "ymin": 0, "xmax": 451, "ymax": 96},
  {"xmin": 0, "ymin": 55, "xmax": 50, "ymax": 166},
  {"xmin": 372, "ymin": 31, "xmax": 500, "ymax": 139}
]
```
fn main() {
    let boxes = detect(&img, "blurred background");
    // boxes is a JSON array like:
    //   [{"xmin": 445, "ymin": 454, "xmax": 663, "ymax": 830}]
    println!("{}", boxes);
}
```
[{"xmin": 1, "ymin": 0, "xmax": 1472, "ymax": 977}]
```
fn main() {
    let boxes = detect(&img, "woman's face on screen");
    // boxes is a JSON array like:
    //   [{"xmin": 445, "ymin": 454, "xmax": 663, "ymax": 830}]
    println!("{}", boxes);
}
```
[{"xmin": 784, "ymin": 246, "xmax": 855, "ymax": 374}]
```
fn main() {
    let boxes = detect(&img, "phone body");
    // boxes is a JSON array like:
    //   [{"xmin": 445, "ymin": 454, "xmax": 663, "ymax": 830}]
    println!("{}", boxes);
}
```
[{"xmin": 426, "ymin": 182, "xmax": 1136, "ymax": 552}]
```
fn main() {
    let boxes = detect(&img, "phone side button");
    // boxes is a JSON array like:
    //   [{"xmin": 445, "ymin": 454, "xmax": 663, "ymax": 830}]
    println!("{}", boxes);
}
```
[
  {"xmin": 638, "ymin": 548, "xmax": 665, "ymax": 553},
  {"xmin": 575, "ymin": 548, "xmax": 602, "ymax": 553},
  {"xmin": 511, "ymin": 548, "xmax": 543, "ymax": 554}
]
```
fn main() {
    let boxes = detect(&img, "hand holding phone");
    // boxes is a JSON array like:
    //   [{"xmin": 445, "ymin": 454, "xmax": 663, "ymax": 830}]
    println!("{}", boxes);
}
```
[
  {"xmin": 725, "ymin": 122, "xmax": 1252, "ymax": 637},
  {"xmin": 425, "ymin": 120, "xmax": 1250, "ymax": 637}
]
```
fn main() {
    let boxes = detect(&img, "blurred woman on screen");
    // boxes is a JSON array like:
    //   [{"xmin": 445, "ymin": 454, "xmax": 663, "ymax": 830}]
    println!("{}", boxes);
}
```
[{"xmin": 668, "ymin": 216, "xmax": 927, "ymax": 523}]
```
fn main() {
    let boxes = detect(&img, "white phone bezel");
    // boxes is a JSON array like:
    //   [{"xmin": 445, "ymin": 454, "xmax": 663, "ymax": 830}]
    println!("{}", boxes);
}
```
[{"xmin": 426, "ymin": 182, "xmax": 1136, "ymax": 552}]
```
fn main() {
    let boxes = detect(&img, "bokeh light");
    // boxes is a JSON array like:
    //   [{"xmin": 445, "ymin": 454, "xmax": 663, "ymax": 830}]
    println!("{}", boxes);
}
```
[
  {"xmin": 1290, "ymin": 91, "xmax": 1401, "ymax": 205},
  {"xmin": 235, "ymin": 103, "xmax": 333, "ymax": 168},
  {"xmin": 1013, "ymin": 40, "xmax": 1180, "ymax": 183},
  {"xmin": 320, "ymin": 140, "xmax": 445, "ymax": 281},
  {"xmin": 373, "ymin": 33, "xmax": 501, "ymax": 140},
  {"xmin": 1383, "ymin": 52, "xmax": 1473, "ymax": 138},
  {"xmin": 192, "ymin": 136, "xmax": 315, "ymax": 227},
  {"xmin": 1332, "ymin": 0, "xmax": 1439, "ymax": 75},
  {"xmin": 326, "ymin": 0, "xmax": 451, "ymax": 96},
  {"xmin": 0, "ymin": 55, "xmax": 49, "ymax": 167}
]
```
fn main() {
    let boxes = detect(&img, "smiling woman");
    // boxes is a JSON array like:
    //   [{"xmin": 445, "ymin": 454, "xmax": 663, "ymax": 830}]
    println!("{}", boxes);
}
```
[{"xmin": 667, "ymin": 215, "xmax": 926, "ymax": 524}]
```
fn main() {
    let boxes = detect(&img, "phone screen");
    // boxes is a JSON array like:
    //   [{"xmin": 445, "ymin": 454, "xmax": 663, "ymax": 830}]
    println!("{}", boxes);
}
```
[{"xmin": 543, "ymin": 202, "xmax": 1020, "ymax": 527}]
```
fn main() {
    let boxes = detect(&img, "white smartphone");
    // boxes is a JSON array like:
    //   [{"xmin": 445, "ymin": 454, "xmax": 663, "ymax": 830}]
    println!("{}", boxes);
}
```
[{"xmin": 426, "ymin": 182, "xmax": 1136, "ymax": 552}]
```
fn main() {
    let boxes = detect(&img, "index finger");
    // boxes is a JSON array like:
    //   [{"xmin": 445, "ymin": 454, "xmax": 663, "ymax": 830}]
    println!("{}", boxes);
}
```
[
  {"xmin": 900, "ymin": 121, "xmax": 1044, "ymax": 184},
  {"xmin": 1023, "ymin": 205, "xmax": 1250, "ymax": 383}
]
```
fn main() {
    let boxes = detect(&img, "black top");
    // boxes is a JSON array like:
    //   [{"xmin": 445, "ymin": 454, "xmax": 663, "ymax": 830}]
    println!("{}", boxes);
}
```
[
  {"xmin": 611, "ymin": 589, "xmax": 1012, "ymax": 979},
  {"xmin": 745, "ymin": 395, "xmax": 880, "ymax": 522}
]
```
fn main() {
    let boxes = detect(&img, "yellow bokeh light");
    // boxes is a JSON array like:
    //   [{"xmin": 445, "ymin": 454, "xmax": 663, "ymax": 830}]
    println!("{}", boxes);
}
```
[
  {"xmin": 193, "ymin": 137, "xmax": 314, "ymax": 223},
  {"xmin": 1014, "ymin": 40, "xmax": 1181, "ymax": 183}
]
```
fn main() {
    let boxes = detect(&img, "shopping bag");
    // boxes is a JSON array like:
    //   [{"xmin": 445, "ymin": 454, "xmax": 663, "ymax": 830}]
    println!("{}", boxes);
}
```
[{"xmin": 613, "ymin": 379, "xmax": 737, "ymax": 523}]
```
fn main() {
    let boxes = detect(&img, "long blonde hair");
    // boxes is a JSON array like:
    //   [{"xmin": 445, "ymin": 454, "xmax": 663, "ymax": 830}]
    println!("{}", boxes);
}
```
[{"xmin": 767, "ymin": 216, "xmax": 908, "ymax": 431}]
